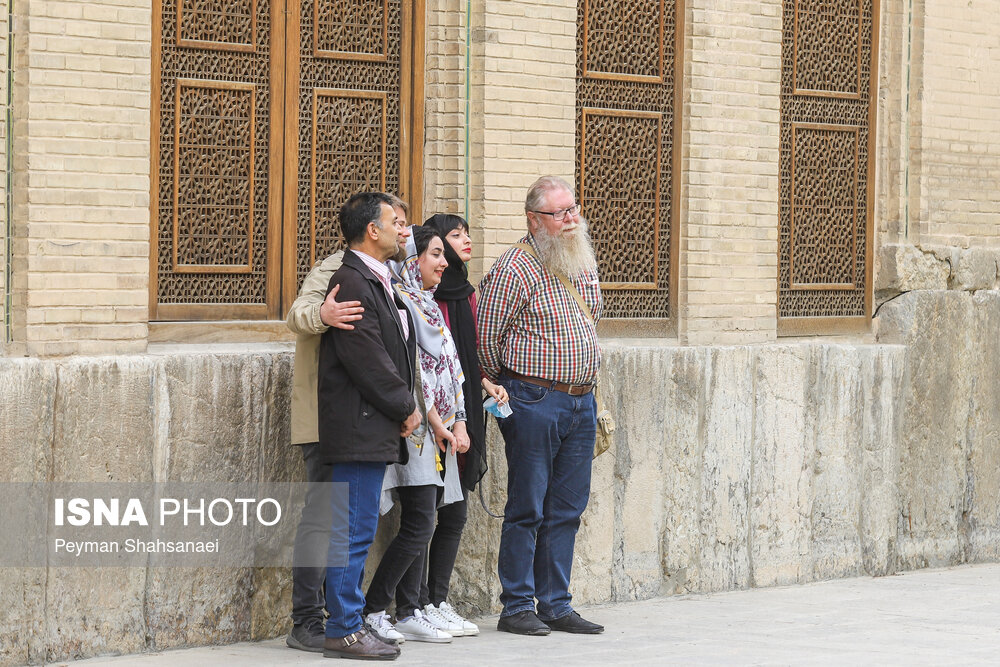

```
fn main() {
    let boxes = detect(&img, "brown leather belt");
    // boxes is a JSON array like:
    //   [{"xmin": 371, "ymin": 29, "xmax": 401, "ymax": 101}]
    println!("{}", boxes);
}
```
[{"xmin": 504, "ymin": 370, "xmax": 594, "ymax": 396}]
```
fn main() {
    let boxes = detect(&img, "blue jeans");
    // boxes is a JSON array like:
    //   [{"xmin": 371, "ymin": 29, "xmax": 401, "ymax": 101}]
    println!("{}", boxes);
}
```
[
  {"xmin": 497, "ymin": 376, "xmax": 596, "ymax": 620},
  {"xmin": 325, "ymin": 461, "xmax": 386, "ymax": 638}
]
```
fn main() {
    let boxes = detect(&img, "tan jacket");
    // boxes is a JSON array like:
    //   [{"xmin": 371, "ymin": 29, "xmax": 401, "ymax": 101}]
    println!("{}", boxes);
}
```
[{"xmin": 287, "ymin": 251, "xmax": 344, "ymax": 445}]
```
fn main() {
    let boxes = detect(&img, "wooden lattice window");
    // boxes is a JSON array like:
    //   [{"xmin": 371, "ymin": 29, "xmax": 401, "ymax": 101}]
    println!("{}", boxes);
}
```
[
  {"xmin": 576, "ymin": 0, "xmax": 681, "ymax": 320},
  {"xmin": 151, "ymin": 0, "xmax": 275, "ymax": 319},
  {"xmin": 778, "ymin": 0, "xmax": 879, "ymax": 333},
  {"xmin": 150, "ymin": 0, "xmax": 423, "ymax": 321},
  {"xmin": 284, "ymin": 0, "xmax": 417, "ymax": 308}
]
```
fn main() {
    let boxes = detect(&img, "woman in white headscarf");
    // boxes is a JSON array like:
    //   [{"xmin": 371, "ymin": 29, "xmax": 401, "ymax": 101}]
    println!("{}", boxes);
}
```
[{"xmin": 362, "ymin": 225, "xmax": 468, "ymax": 645}]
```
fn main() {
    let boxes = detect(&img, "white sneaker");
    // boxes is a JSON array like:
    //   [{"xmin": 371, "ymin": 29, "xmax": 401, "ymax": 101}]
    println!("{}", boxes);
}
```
[
  {"xmin": 394, "ymin": 609, "xmax": 453, "ymax": 643},
  {"xmin": 364, "ymin": 610, "xmax": 405, "ymax": 645},
  {"xmin": 438, "ymin": 601, "xmax": 479, "ymax": 637},
  {"xmin": 422, "ymin": 603, "xmax": 463, "ymax": 637}
]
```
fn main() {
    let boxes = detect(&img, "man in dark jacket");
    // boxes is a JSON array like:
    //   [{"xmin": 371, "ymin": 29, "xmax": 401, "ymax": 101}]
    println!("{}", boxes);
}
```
[{"xmin": 318, "ymin": 192, "xmax": 420, "ymax": 661}]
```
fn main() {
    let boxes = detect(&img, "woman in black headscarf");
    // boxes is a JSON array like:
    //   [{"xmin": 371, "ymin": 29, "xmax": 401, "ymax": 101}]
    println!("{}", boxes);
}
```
[
  {"xmin": 425, "ymin": 213, "xmax": 508, "ymax": 490},
  {"xmin": 415, "ymin": 213, "xmax": 507, "ymax": 636}
]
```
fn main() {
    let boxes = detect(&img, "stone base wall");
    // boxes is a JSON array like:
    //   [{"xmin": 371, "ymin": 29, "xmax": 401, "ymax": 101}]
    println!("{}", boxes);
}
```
[
  {"xmin": 3, "ymin": 294, "xmax": 1000, "ymax": 663},
  {"xmin": 877, "ymin": 291, "xmax": 1000, "ymax": 568},
  {"xmin": 446, "ymin": 342, "xmax": 904, "ymax": 616},
  {"xmin": 0, "ymin": 349, "xmax": 299, "ymax": 665}
]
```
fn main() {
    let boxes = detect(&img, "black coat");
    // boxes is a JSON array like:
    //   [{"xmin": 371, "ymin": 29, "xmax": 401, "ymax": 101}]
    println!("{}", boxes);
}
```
[{"xmin": 317, "ymin": 250, "xmax": 417, "ymax": 464}]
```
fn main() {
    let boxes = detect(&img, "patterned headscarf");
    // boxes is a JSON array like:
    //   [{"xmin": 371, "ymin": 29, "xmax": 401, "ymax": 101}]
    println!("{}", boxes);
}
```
[{"xmin": 390, "ymin": 234, "xmax": 466, "ymax": 427}]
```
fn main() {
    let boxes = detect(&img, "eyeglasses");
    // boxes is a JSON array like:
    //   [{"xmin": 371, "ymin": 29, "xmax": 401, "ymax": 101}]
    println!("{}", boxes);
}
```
[{"xmin": 531, "ymin": 204, "xmax": 581, "ymax": 222}]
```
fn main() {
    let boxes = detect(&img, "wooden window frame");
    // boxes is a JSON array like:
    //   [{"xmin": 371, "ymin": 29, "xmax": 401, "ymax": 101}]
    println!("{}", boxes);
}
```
[
  {"xmin": 150, "ymin": 0, "xmax": 425, "ymax": 324},
  {"xmin": 776, "ymin": 0, "xmax": 879, "ymax": 336},
  {"xmin": 577, "ymin": 0, "xmax": 684, "ymax": 334}
]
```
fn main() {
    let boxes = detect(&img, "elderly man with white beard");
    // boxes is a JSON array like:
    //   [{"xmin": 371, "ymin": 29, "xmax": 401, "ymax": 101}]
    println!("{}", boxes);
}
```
[{"xmin": 477, "ymin": 175, "xmax": 604, "ymax": 637}]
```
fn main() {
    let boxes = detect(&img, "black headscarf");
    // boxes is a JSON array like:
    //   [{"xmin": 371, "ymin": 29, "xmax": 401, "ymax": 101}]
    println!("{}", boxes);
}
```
[{"xmin": 424, "ymin": 213, "xmax": 486, "ymax": 491}]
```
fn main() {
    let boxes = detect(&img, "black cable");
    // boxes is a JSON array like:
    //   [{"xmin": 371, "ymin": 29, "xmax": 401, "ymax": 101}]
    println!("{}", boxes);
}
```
[
  {"xmin": 476, "ymin": 412, "xmax": 504, "ymax": 519},
  {"xmin": 872, "ymin": 290, "xmax": 912, "ymax": 319}
]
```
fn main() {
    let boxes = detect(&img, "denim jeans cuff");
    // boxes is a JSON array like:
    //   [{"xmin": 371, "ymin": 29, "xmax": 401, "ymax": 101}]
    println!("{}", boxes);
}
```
[
  {"xmin": 536, "ymin": 605, "xmax": 573, "ymax": 623},
  {"xmin": 500, "ymin": 604, "xmax": 538, "ymax": 618},
  {"xmin": 325, "ymin": 621, "xmax": 362, "ymax": 639}
]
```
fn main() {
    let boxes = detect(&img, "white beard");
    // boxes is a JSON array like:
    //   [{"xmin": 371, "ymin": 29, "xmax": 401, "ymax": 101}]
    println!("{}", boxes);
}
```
[{"xmin": 533, "ymin": 216, "xmax": 598, "ymax": 279}]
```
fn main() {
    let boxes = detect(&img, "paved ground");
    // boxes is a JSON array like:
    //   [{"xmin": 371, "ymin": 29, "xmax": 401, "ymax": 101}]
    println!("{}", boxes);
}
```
[{"xmin": 68, "ymin": 564, "xmax": 1000, "ymax": 666}]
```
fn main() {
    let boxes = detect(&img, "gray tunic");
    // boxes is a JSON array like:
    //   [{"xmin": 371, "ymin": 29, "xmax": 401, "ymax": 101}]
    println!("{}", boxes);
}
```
[
  {"xmin": 379, "ymin": 368, "xmax": 464, "ymax": 514},
  {"xmin": 379, "ymin": 426, "xmax": 463, "ymax": 515}
]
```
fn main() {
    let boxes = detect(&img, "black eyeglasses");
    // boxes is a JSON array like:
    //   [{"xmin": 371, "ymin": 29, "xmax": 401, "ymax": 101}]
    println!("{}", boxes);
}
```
[{"xmin": 530, "ymin": 204, "xmax": 581, "ymax": 222}]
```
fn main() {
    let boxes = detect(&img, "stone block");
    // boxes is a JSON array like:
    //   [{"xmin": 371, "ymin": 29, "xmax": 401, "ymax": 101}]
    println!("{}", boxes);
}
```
[
  {"xmin": 572, "ymin": 445, "xmax": 614, "ymax": 604},
  {"xmin": 878, "ymin": 291, "xmax": 975, "ymax": 569},
  {"xmin": 659, "ymin": 347, "xmax": 705, "ymax": 595},
  {"xmin": 875, "ymin": 243, "xmax": 949, "ymax": 295},
  {"xmin": 144, "ymin": 568, "xmax": 253, "ymax": 651},
  {"xmin": 0, "ymin": 358, "xmax": 56, "ymax": 482},
  {"xmin": 148, "ymin": 352, "xmax": 297, "ymax": 648},
  {"xmin": 692, "ymin": 347, "xmax": 753, "ymax": 593},
  {"xmin": 808, "ymin": 346, "xmax": 865, "ymax": 580},
  {"xmin": 252, "ymin": 353, "xmax": 300, "ymax": 632},
  {"xmin": 951, "ymin": 248, "xmax": 998, "ymax": 292},
  {"xmin": 749, "ymin": 345, "xmax": 812, "ymax": 588},
  {"xmin": 592, "ymin": 346, "xmax": 657, "ymax": 603},
  {"xmin": 255, "ymin": 352, "xmax": 297, "ymax": 484},
  {"xmin": 52, "ymin": 357, "xmax": 156, "ymax": 483},
  {"xmin": 966, "ymin": 291, "xmax": 1000, "ymax": 562},
  {"xmin": 251, "ymin": 567, "xmax": 293, "ymax": 640},
  {"xmin": 43, "ymin": 567, "xmax": 147, "ymax": 662},
  {"xmin": 449, "ymin": 419, "xmax": 506, "ymax": 617},
  {"xmin": 44, "ymin": 357, "xmax": 157, "ymax": 661},
  {"xmin": 0, "ymin": 568, "xmax": 46, "ymax": 666},
  {"xmin": 156, "ymin": 354, "xmax": 271, "ymax": 483},
  {"xmin": 856, "ymin": 345, "xmax": 903, "ymax": 576},
  {"xmin": 0, "ymin": 359, "xmax": 56, "ymax": 666}
]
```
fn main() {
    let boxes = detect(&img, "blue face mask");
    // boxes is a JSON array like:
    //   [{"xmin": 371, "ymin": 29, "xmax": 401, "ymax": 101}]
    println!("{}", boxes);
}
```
[{"xmin": 484, "ymin": 396, "xmax": 512, "ymax": 419}]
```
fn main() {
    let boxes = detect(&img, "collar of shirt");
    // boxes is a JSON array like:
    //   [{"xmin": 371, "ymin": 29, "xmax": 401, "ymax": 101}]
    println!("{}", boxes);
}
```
[
  {"xmin": 351, "ymin": 249, "xmax": 409, "ymax": 340},
  {"xmin": 476, "ymin": 234, "xmax": 601, "ymax": 385},
  {"xmin": 351, "ymin": 249, "xmax": 392, "ymax": 291}
]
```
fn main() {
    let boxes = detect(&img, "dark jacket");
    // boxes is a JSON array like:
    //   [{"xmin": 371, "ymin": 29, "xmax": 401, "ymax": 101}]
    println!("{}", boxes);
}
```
[{"xmin": 317, "ymin": 250, "xmax": 417, "ymax": 464}]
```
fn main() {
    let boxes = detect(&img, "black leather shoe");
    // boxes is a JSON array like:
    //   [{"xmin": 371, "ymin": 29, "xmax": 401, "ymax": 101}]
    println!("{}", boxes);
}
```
[
  {"xmin": 323, "ymin": 628, "xmax": 400, "ymax": 660},
  {"xmin": 286, "ymin": 621, "xmax": 325, "ymax": 652},
  {"xmin": 497, "ymin": 610, "xmax": 551, "ymax": 636},
  {"xmin": 542, "ymin": 611, "xmax": 604, "ymax": 634}
]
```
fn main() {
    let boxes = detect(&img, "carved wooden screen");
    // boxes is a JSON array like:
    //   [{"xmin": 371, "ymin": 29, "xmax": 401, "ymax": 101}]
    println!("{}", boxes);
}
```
[
  {"xmin": 576, "ymin": 0, "xmax": 680, "ymax": 320},
  {"xmin": 152, "ymin": 0, "xmax": 422, "ymax": 321},
  {"xmin": 281, "ymin": 0, "xmax": 415, "ymax": 307},
  {"xmin": 778, "ymin": 0, "xmax": 878, "ymax": 332},
  {"xmin": 151, "ymin": 0, "xmax": 281, "ymax": 319}
]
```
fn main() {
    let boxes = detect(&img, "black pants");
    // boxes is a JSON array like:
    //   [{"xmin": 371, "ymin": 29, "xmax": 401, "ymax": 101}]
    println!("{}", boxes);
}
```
[
  {"xmin": 364, "ymin": 484, "xmax": 438, "ymax": 619},
  {"xmin": 291, "ymin": 442, "xmax": 334, "ymax": 627},
  {"xmin": 420, "ymin": 496, "xmax": 468, "ymax": 607}
]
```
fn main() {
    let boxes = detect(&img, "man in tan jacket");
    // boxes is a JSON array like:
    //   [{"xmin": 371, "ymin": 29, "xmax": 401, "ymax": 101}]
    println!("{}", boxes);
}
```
[{"xmin": 285, "ymin": 195, "xmax": 409, "ymax": 652}]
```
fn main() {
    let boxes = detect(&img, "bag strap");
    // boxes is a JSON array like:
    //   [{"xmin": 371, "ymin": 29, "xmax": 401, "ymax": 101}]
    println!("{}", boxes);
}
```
[
  {"xmin": 513, "ymin": 242, "xmax": 595, "ymax": 326},
  {"xmin": 513, "ymin": 241, "xmax": 605, "ymax": 406},
  {"xmin": 512, "ymin": 241, "xmax": 612, "ymax": 458}
]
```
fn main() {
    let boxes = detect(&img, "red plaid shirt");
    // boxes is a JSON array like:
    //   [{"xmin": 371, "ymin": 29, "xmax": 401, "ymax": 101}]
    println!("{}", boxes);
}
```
[{"xmin": 477, "ymin": 234, "xmax": 602, "ymax": 385}]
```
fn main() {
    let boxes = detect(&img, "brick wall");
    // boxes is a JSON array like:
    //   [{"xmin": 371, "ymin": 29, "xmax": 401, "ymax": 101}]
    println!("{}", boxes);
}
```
[
  {"xmin": 878, "ymin": 0, "xmax": 1000, "ymax": 251},
  {"xmin": 875, "ymin": 0, "xmax": 907, "ymax": 247},
  {"xmin": 911, "ymin": 0, "xmax": 1000, "ymax": 248},
  {"xmin": 0, "ymin": 0, "xmax": 7, "ymax": 350},
  {"xmin": 11, "ymin": 0, "xmax": 151, "ymax": 356},
  {"xmin": 467, "ymin": 0, "xmax": 577, "ymax": 280},
  {"xmin": 423, "ymin": 0, "xmax": 467, "ymax": 226},
  {"xmin": 3, "ymin": 0, "xmax": 994, "ymax": 356},
  {"xmin": 677, "ymin": 0, "xmax": 781, "ymax": 345}
]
